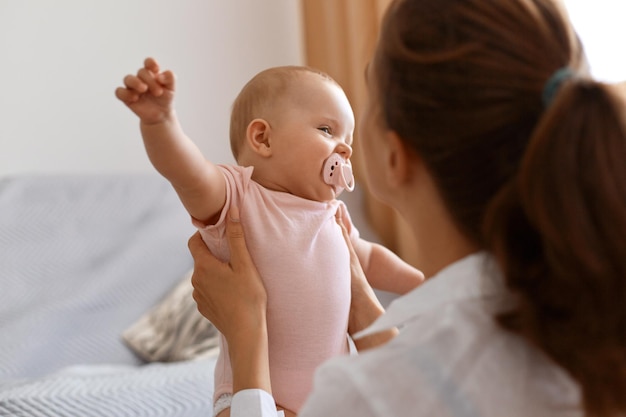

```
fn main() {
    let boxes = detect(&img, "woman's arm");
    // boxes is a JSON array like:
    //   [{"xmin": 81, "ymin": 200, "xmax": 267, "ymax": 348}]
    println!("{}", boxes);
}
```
[
  {"xmin": 189, "ymin": 207, "xmax": 272, "ymax": 395},
  {"xmin": 349, "ymin": 279, "xmax": 398, "ymax": 351},
  {"xmin": 335, "ymin": 213, "xmax": 398, "ymax": 351}
]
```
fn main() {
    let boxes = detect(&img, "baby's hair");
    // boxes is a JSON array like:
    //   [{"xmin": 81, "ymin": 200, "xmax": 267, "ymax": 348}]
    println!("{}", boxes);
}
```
[{"xmin": 229, "ymin": 66, "xmax": 337, "ymax": 159}]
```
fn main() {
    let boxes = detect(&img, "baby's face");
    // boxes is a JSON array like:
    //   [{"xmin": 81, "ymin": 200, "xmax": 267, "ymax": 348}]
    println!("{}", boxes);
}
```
[{"xmin": 266, "ymin": 73, "xmax": 355, "ymax": 202}]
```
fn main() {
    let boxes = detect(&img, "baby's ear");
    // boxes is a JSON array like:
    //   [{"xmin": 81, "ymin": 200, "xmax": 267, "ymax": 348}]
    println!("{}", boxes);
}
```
[{"xmin": 246, "ymin": 119, "xmax": 272, "ymax": 157}]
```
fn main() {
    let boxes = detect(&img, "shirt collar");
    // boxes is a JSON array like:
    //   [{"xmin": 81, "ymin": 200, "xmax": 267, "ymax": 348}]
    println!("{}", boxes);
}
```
[{"xmin": 353, "ymin": 251, "xmax": 507, "ymax": 340}]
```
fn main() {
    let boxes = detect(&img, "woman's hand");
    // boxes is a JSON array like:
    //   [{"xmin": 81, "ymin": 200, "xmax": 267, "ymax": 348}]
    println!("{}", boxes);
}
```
[
  {"xmin": 335, "ymin": 211, "xmax": 398, "ymax": 350},
  {"xmin": 188, "ymin": 206, "xmax": 272, "ymax": 394}
]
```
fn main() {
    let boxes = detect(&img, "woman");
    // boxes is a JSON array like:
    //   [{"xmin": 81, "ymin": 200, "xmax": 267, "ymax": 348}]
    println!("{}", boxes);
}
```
[{"xmin": 189, "ymin": 0, "xmax": 626, "ymax": 415}]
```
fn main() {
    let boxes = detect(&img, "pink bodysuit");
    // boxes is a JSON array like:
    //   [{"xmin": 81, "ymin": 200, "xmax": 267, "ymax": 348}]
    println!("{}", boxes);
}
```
[{"xmin": 195, "ymin": 164, "xmax": 358, "ymax": 413}]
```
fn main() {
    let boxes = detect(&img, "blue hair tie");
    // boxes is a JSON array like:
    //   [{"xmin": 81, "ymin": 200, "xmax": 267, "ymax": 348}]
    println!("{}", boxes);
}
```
[{"xmin": 542, "ymin": 67, "xmax": 575, "ymax": 107}]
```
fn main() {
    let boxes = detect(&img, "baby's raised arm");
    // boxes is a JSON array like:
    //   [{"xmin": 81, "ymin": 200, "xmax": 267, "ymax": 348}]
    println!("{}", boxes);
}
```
[{"xmin": 116, "ymin": 58, "xmax": 226, "ymax": 224}]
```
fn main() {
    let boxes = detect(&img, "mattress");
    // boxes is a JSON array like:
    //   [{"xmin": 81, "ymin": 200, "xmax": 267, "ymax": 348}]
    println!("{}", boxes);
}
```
[{"xmin": 0, "ymin": 174, "xmax": 215, "ymax": 416}]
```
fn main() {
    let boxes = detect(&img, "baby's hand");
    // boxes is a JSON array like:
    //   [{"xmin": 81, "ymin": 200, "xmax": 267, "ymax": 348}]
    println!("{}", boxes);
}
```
[{"xmin": 115, "ymin": 57, "xmax": 176, "ymax": 125}]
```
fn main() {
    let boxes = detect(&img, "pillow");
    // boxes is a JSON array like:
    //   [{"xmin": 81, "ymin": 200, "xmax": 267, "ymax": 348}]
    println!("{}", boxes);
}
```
[{"xmin": 122, "ymin": 270, "xmax": 220, "ymax": 362}]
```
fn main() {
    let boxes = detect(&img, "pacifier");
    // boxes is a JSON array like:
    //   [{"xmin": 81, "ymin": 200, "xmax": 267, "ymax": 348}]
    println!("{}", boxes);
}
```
[{"xmin": 323, "ymin": 153, "xmax": 355, "ymax": 196}]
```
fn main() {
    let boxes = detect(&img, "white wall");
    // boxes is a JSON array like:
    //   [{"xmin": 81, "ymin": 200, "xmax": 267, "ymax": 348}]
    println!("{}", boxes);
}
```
[
  {"xmin": 2, "ymin": 1, "xmax": 623, "ymax": 178},
  {"xmin": 564, "ymin": 1, "xmax": 626, "ymax": 83},
  {"xmin": 0, "ymin": 0, "xmax": 303, "ymax": 176}
]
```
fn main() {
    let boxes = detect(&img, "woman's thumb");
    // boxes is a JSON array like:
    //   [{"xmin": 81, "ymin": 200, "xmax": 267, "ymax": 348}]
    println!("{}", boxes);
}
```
[{"xmin": 225, "ymin": 206, "xmax": 252, "ymax": 268}]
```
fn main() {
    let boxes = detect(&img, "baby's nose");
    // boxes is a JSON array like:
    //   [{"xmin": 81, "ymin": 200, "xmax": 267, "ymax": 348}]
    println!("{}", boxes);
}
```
[{"xmin": 336, "ymin": 143, "xmax": 352, "ymax": 160}]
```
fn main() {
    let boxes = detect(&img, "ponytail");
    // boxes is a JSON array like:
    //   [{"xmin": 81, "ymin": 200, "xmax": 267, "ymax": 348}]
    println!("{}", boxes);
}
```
[{"xmin": 485, "ymin": 79, "xmax": 626, "ymax": 416}]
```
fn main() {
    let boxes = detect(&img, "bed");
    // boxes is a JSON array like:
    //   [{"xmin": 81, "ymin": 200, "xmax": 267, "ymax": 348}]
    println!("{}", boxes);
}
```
[
  {"xmin": 0, "ymin": 173, "xmax": 219, "ymax": 416},
  {"xmin": 0, "ymin": 172, "xmax": 392, "ymax": 416}
]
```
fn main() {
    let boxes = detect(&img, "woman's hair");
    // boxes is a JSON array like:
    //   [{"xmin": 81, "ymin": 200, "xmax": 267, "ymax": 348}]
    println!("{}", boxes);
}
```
[
  {"xmin": 229, "ymin": 66, "xmax": 335, "ymax": 159},
  {"xmin": 376, "ymin": 0, "xmax": 626, "ymax": 414}
]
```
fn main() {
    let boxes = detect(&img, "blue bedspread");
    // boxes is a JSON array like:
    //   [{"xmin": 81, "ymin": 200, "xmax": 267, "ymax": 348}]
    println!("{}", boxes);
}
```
[
  {"xmin": 0, "ymin": 360, "xmax": 214, "ymax": 417},
  {"xmin": 0, "ymin": 174, "xmax": 215, "ymax": 416}
]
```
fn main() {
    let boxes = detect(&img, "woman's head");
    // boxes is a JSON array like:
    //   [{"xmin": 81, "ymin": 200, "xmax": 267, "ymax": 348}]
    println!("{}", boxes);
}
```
[
  {"xmin": 367, "ymin": 0, "xmax": 584, "ymax": 246},
  {"xmin": 365, "ymin": 0, "xmax": 626, "ymax": 414}
]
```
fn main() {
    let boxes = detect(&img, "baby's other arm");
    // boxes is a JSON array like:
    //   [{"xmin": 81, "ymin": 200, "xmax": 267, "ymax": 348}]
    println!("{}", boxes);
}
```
[
  {"xmin": 116, "ymin": 58, "xmax": 225, "ymax": 224},
  {"xmin": 353, "ymin": 238, "xmax": 424, "ymax": 295}
]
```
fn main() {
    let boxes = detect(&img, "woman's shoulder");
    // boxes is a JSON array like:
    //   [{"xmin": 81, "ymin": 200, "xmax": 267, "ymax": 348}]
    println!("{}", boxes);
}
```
[{"xmin": 303, "ymin": 301, "xmax": 582, "ymax": 417}]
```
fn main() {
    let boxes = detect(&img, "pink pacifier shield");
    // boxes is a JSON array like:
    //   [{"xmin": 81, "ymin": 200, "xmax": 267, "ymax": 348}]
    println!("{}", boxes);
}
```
[{"xmin": 323, "ymin": 153, "xmax": 355, "ymax": 195}]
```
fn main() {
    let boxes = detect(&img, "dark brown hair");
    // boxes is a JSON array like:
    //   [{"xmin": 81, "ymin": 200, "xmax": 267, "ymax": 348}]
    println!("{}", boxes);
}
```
[{"xmin": 376, "ymin": 0, "xmax": 626, "ymax": 414}]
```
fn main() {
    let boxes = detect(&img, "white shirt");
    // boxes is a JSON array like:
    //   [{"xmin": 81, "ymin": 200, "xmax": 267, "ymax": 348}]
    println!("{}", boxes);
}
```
[{"xmin": 231, "ymin": 252, "xmax": 583, "ymax": 417}]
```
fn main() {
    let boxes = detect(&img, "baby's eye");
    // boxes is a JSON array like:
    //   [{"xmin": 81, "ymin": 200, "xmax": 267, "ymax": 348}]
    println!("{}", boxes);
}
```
[{"xmin": 318, "ymin": 126, "xmax": 332, "ymax": 135}]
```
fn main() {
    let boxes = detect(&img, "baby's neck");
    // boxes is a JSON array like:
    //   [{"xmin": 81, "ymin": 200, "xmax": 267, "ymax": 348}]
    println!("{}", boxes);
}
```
[
  {"xmin": 249, "ymin": 166, "xmax": 289, "ymax": 194},
  {"xmin": 246, "ymin": 163, "xmax": 335, "ymax": 204}
]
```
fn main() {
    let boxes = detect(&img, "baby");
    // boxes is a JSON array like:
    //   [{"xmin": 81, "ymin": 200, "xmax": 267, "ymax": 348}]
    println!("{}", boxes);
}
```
[{"xmin": 116, "ymin": 58, "xmax": 423, "ymax": 417}]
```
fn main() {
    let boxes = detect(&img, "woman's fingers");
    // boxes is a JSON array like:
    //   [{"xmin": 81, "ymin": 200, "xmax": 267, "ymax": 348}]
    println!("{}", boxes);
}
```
[
  {"xmin": 188, "ymin": 232, "xmax": 222, "ymax": 288},
  {"xmin": 188, "ymin": 231, "xmax": 209, "ymax": 268},
  {"xmin": 188, "ymin": 208, "xmax": 267, "ymax": 340},
  {"xmin": 224, "ymin": 206, "xmax": 268, "ymax": 310},
  {"xmin": 188, "ymin": 232, "xmax": 212, "ymax": 317},
  {"xmin": 225, "ymin": 206, "xmax": 254, "ymax": 272},
  {"xmin": 336, "ymin": 212, "xmax": 355, "ymax": 255},
  {"xmin": 335, "ymin": 208, "xmax": 365, "ymax": 278}
]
